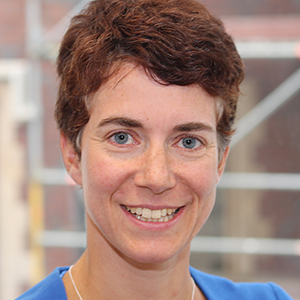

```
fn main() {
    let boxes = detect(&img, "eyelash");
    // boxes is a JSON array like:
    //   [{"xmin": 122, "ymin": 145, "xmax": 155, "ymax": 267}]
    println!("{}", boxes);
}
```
[
  {"xmin": 107, "ymin": 131, "xmax": 205, "ymax": 151},
  {"xmin": 174, "ymin": 135, "xmax": 205, "ymax": 150},
  {"xmin": 108, "ymin": 131, "xmax": 137, "ymax": 146}
]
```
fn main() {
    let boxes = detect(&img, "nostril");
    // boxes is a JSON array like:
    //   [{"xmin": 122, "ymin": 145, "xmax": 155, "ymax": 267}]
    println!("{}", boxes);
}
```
[{"xmin": 134, "ymin": 167, "xmax": 176, "ymax": 193}]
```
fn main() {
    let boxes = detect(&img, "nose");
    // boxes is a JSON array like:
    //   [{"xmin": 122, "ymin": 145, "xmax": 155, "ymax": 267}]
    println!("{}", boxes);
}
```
[{"xmin": 134, "ymin": 145, "xmax": 176, "ymax": 194}]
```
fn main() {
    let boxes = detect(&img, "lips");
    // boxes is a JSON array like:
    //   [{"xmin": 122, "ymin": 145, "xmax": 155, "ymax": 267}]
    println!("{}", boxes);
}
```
[{"xmin": 125, "ymin": 206, "xmax": 180, "ymax": 222}]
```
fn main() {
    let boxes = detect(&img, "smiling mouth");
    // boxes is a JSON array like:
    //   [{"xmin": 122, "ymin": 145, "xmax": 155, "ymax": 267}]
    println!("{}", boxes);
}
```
[{"xmin": 125, "ymin": 206, "xmax": 181, "ymax": 222}]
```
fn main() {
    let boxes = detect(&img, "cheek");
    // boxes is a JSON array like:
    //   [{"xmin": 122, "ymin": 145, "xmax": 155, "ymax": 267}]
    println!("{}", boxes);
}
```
[
  {"xmin": 185, "ymin": 162, "xmax": 219, "ymax": 197},
  {"xmin": 189, "ymin": 165, "xmax": 218, "ymax": 231},
  {"xmin": 80, "ymin": 155, "xmax": 122, "ymax": 226},
  {"xmin": 81, "ymin": 152, "xmax": 133, "ymax": 199}
]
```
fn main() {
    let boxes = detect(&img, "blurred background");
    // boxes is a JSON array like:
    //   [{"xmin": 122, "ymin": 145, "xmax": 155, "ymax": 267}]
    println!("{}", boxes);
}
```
[{"xmin": 0, "ymin": 0, "xmax": 300, "ymax": 299}]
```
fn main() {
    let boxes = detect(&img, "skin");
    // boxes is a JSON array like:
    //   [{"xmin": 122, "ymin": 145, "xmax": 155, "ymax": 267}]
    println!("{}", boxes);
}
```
[{"xmin": 61, "ymin": 65, "xmax": 229, "ymax": 300}]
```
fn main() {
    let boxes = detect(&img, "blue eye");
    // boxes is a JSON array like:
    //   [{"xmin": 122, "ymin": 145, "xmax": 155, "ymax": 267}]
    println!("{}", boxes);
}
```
[
  {"xmin": 110, "ymin": 132, "xmax": 136, "ymax": 145},
  {"xmin": 179, "ymin": 137, "xmax": 202, "ymax": 149},
  {"xmin": 113, "ymin": 132, "xmax": 130, "ymax": 144}
]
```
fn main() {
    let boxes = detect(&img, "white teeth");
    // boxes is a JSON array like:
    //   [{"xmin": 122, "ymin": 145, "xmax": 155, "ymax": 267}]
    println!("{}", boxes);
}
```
[
  {"xmin": 126, "ymin": 206, "xmax": 179, "ymax": 223},
  {"xmin": 151, "ymin": 209, "xmax": 161, "ymax": 219},
  {"xmin": 138, "ymin": 215, "xmax": 173, "ymax": 222},
  {"xmin": 142, "ymin": 208, "xmax": 151, "ymax": 218},
  {"xmin": 136, "ymin": 207, "xmax": 142, "ymax": 215}
]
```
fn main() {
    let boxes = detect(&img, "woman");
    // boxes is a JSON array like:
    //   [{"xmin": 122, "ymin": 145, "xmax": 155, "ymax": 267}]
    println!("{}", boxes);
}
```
[{"xmin": 17, "ymin": 0, "xmax": 293, "ymax": 299}]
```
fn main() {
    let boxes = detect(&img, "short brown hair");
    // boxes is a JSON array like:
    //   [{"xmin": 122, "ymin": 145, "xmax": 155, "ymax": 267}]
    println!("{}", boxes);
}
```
[{"xmin": 55, "ymin": 0, "xmax": 244, "ymax": 157}]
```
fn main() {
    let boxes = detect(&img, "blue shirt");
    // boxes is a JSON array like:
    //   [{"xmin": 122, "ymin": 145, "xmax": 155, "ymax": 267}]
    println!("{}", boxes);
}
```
[{"xmin": 16, "ymin": 266, "xmax": 294, "ymax": 299}]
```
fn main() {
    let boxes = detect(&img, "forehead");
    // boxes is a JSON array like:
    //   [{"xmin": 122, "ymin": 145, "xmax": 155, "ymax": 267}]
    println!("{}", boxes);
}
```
[{"xmin": 89, "ymin": 65, "xmax": 218, "ymax": 128}]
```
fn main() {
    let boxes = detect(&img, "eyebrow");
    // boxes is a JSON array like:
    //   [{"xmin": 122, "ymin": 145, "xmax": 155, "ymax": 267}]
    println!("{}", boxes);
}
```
[
  {"xmin": 97, "ymin": 117, "xmax": 214, "ymax": 133},
  {"xmin": 97, "ymin": 117, "xmax": 143, "ymax": 128},
  {"xmin": 173, "ymin": 122, "xmax": 215, "ymax": 133}
]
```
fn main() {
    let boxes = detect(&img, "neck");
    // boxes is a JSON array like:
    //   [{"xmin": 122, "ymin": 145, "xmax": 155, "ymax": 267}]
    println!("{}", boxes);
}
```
[{"xmin": 72, "ymin": 216, "xmax": 194, "ymax": 300}]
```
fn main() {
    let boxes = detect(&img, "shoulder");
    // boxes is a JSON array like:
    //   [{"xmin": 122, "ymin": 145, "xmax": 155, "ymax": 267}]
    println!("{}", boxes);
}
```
[
  {"xmin": 15, "ymin": 266, "xmax": 69, "ymax": 300},
  {"xmin": 189, "ymin": 266, "xmax": 293, "ymax": 300}
]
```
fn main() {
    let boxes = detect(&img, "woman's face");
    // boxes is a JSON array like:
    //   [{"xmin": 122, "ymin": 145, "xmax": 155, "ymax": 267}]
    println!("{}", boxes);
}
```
[{"xmin": 63, "ymin": 65, "xmax": 228, "ymax": 264}]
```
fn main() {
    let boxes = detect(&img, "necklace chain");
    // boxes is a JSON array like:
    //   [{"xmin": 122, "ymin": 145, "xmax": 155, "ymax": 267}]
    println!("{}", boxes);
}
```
[
  {"xmin": 191, "ymin": 276, "xmax": 196, "ymax": 300},
  {"xmin": 69, "ymin": 265, "xmax": 196, "ymax": 300},
  {"xmin": 69, "ymin": 265, "xmax": 84, "ymax": 300}
]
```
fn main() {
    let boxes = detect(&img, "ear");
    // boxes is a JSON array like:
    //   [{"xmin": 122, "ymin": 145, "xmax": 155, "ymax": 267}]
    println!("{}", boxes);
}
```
[
  {"xmin": 60, "ymin": 133, "xmax": 83, "ymax": 186},
  {"xmin": 217, "ymin": 146, "xmax": 229, "ymax": 183}
]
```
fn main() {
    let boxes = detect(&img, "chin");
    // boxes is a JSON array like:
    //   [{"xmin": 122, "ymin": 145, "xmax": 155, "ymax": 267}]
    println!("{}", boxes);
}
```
[
  {"xmin": 119, "ymin": 242, "xmax": 190, "ymax": 267},
  {"xmin": 125, "ymin": 252, "xmax": 176, "ymax": 267}
]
